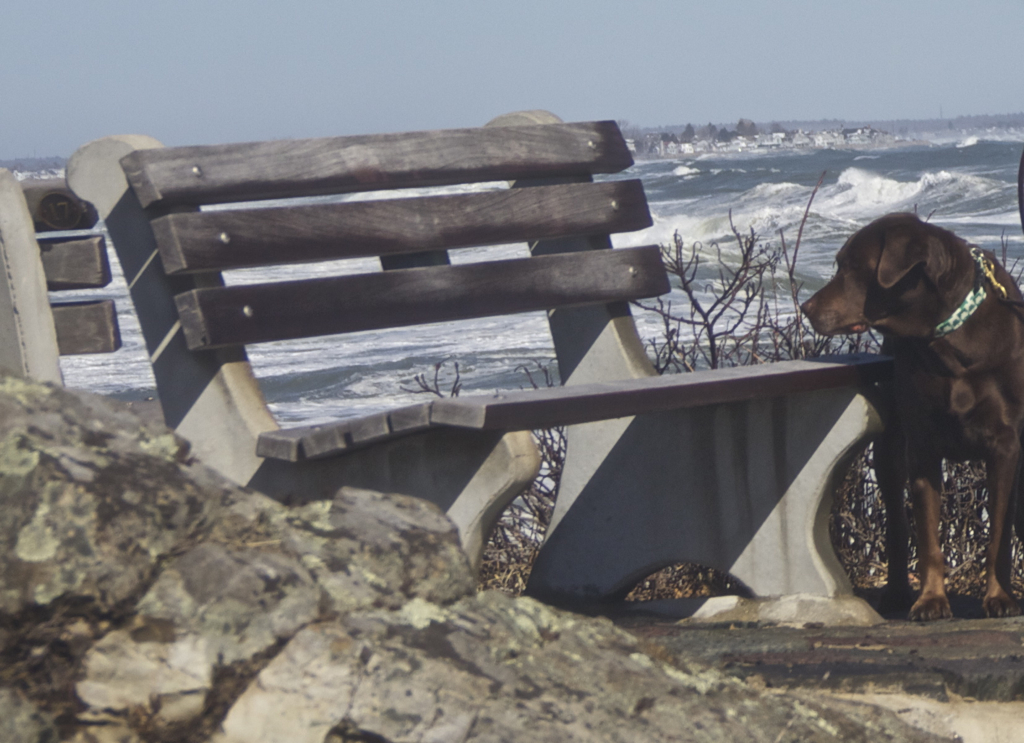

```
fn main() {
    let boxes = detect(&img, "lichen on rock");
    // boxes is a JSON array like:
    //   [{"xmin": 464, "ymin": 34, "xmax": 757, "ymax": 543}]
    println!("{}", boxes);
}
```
[
  {"xmin": 0, "ymin": 687, "xmax": 57, "ymax": 743},
  {"xmin": 0, "ymin": 375, "xmax": 227, "ymax": 616}
]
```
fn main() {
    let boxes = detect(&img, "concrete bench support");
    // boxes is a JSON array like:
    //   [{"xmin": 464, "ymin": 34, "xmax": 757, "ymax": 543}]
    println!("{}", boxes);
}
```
[
  {"xmin": 0, "ymin": 169, "xmax": 62, "ymax": 384},
  {"xmin": 527, "ymin": 386, "xmax": 883, "ymax": 608}
]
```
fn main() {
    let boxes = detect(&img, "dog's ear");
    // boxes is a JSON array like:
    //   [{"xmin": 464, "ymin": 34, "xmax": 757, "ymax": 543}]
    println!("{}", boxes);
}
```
[{"xmin": 877, "ymin": 230, "xmax": 952, "ymax": 289}]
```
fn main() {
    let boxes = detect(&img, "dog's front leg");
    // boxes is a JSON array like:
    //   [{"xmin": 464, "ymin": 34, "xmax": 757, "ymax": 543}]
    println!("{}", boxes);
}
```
[
  {"xmin": 983, "ymin": 435, "xmax": 1022, "ymax": 618},
  {"xmin": 908, "ymin": 454, "xmax": 951, "ymax": 620},
  {"xmin": 875, "ymin": 418, "xmax": 914, "ymax": 613}
]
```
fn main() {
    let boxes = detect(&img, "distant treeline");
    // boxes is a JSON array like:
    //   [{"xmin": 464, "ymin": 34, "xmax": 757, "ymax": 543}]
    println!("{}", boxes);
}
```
[
  {"xmin": 623, "ymin": 112, "xmax": 1024, "ymax": 140},
  {"xmin": 774, "ymin": 112, "xmax": 1024, "ymax": 136}
]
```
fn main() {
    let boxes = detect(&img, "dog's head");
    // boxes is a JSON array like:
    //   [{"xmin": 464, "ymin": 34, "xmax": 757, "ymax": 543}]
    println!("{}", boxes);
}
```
[{"xmin": 801, "ymin": 213, "xmax": 974, "ymax": 338}]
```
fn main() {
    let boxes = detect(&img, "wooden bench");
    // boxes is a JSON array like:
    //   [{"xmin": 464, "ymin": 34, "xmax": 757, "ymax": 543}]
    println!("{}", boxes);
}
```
[
  {"xmin": 0, "ymin": 170, "xmax": 120, "ymax": 384},
  {"xmin": 66, "ymin": 112, "xmax": 892, "ymax": 610}
]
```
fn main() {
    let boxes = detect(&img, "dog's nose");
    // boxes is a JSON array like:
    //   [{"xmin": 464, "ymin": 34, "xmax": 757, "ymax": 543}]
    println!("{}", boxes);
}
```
[{"xmin": 799, "ymin": 294, "xmax": 842, "ymax": 335}]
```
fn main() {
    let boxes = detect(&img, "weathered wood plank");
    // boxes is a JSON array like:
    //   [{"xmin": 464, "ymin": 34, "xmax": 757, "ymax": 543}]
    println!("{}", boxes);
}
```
[
  {"xmin": 256, "ymin": 403, "xmax": 434, "ymax": 461},
  {"xmin": 379, "ymin": 251, "xmax": 450, "ymax": 270},
  {"xmin": 428, "ymin": 355, "xmax": 893, "ymax": 430},
  {"xmin": 52, "ymin": 299, "xmax": 122, "ymax": 355},
  {"xmin": 36, "ymin": 235, "xmax": 111, "ymax": 290},
  {"xmin": 306, "ymin": 404, "xmax": 434, "ymax": 458},
  {"xmin": 174, "ymin": 245, "xmax": 668, "ymax": 351},
  {"xmin": 121, "ymin": 121, "xmax": 633, "ymax": 208},
  {"xmin": 152, "ymin": 180, "xmax": 650, "ymax": 273},
  {"xmin": 253, "ymin": 425, "xmax": 310, "ymax": 461}
]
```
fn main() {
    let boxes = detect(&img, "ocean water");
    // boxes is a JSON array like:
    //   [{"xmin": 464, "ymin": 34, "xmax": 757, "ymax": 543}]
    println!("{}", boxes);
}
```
[{"xmin": 43, "ymin": 134, "xmax": 1024, "ymax": 426}]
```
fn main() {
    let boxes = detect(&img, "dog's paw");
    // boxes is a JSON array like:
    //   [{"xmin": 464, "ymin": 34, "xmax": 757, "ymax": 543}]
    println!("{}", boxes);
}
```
[
  {"xmin": 983, "ymin": 594, "xmax": 1022, "ymax": 618},
  {"xmin": 908, "ymin": 595, "xmax": 953, "ymax": 621}
]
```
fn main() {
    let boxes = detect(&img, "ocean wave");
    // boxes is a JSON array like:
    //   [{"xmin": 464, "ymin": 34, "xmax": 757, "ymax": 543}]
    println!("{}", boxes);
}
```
[
  {"xmin": 742, "ymin": 181, "xmax": 806, "ymax": 201},
  {"xmin": 624, "ymin": 201, "xmax": 823, "ymax": 258},
  {"xmin": 819, "ymin": 168, "xmax": 922, "ymax": 215},
  {"xmin": 672, "ymin": 165, "xmax": 700, "ymax": 177},
  {"xmin": 937, "ymin": 211, "xmax": 1023, "ymax": 228},
  {"xmin": 813, "ymin": 167, "xmax": 1007, "ymax": 222},
  {"xmin": 612, "ymin": 213, "xmax": 718, "ymax": 250}
]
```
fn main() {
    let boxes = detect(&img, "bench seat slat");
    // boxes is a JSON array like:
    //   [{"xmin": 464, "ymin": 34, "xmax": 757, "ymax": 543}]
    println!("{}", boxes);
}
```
[
  {"xmin": 121, "ymin": 121, "xmax": 634, "ymax": 209},
  {"xmin": 153, "ymin": 180, "xmax": 651, "ymax": 274},
  {"xmin": 429, "ymin": 355, "xmax": 893, "ymax": 431},
  {"xmin": 174, "ymin": 245, "xmax": 669, "ymax": 351},
  {"xmin": 256, "ymin": 403, "xmax": 434, "ymax": 460},
  {"xmin": 257, "ymin": 355, "xmax": 893, "ymax": 461},
  {"xmin": 37, "ymin": 235, "xmax": 112, "ymax": 290},
  {"xmin": 51, "ymin": 299, "xmax": 122, "ymax": 355},
  {"xmin": 252, "ymin": 426, "xmax": 308, "ymax": 461}
]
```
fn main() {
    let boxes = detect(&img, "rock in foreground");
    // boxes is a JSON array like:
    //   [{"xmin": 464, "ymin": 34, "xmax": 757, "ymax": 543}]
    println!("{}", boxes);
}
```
[{"xmin": 0, "ymin": 374, "xmax": 951, "ymax": 742}]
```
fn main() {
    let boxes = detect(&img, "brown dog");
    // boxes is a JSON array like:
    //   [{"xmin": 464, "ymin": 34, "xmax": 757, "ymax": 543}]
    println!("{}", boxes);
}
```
[{"xmin": 802, "ymin": 212, "xmax": 1024, "ymax": 620}]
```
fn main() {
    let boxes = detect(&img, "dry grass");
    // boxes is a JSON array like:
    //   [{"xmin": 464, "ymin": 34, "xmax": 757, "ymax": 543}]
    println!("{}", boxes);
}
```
[{"xmin": 478, "ymin": 426, "xmax": 561, "ymax": 595}]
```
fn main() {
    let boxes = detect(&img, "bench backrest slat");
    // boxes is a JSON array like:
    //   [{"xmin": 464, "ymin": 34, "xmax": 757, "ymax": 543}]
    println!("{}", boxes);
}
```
[
  {"xmin": 51, "ymin": 300, "xmax": 121, "ymax": 355},
  {"xmin": 37, "ymin": 235, "xmax": 112, "ymax": 290},
  {"xmin": 122, "ymin": 121, "xmax": 633, "ymax": 209},
  {"xmin": 175, "ymin": 245, "xmax": 668, "ymax": 350},
  {"xmin": 153, "ymin": 180, "xmax": 651, "ymax": 274},
  {"xmin": 36, "ymin": 235, "xmax": 121, "ymax": 354}
]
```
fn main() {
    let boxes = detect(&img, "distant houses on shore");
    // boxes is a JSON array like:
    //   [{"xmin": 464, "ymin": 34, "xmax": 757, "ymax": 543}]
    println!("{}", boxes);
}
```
[{"xmin": 626, "ymin": 120, "xmax": 898, "ymax": 157}]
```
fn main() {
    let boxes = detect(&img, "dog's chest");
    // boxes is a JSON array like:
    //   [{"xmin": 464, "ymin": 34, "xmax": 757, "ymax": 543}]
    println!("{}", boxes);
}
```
[
  {"xmin": 904, "ymin": 388, "xmax": 997, "ymax": 458},
  {"xmin": 895, "ymin": 348, "xmax": 1024, "ymax": 458}
]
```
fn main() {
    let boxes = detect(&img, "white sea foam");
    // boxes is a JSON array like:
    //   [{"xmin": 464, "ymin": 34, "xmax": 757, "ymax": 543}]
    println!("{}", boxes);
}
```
[
  {"xmin": 672, "ymin": 165, "xmax": 700, "ymax": 177},
  {"xmin": 11, "ymin": 169, "xmax": 64, "ymax": 181},
  {"xmin": 819, "ymin": 168, "xmax": 922, "ymax": 216}
]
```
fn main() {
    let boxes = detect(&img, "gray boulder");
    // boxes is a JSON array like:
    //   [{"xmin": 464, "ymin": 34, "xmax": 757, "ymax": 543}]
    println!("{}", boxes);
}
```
[{"xmin": 0, "ymin": 373, "xmax": 951, "ymax": 742}]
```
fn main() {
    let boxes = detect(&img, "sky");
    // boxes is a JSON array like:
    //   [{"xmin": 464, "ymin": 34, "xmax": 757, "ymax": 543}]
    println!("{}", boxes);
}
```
[{"xmin": 2, "ymin": 0, "xmax": 1023, "ymax": 159}]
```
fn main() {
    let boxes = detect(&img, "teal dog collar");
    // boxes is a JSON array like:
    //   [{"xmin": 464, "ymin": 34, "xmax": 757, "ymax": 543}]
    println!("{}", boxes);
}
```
[{"xmin": 933, "ymin": 247, "xmax": 992, "ymax": 338}]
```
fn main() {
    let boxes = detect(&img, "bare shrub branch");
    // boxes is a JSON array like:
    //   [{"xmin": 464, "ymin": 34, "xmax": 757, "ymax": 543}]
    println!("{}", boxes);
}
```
[{"xmin": 401, "ymin": 359, "xmax": 462, "ymax": 398}]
